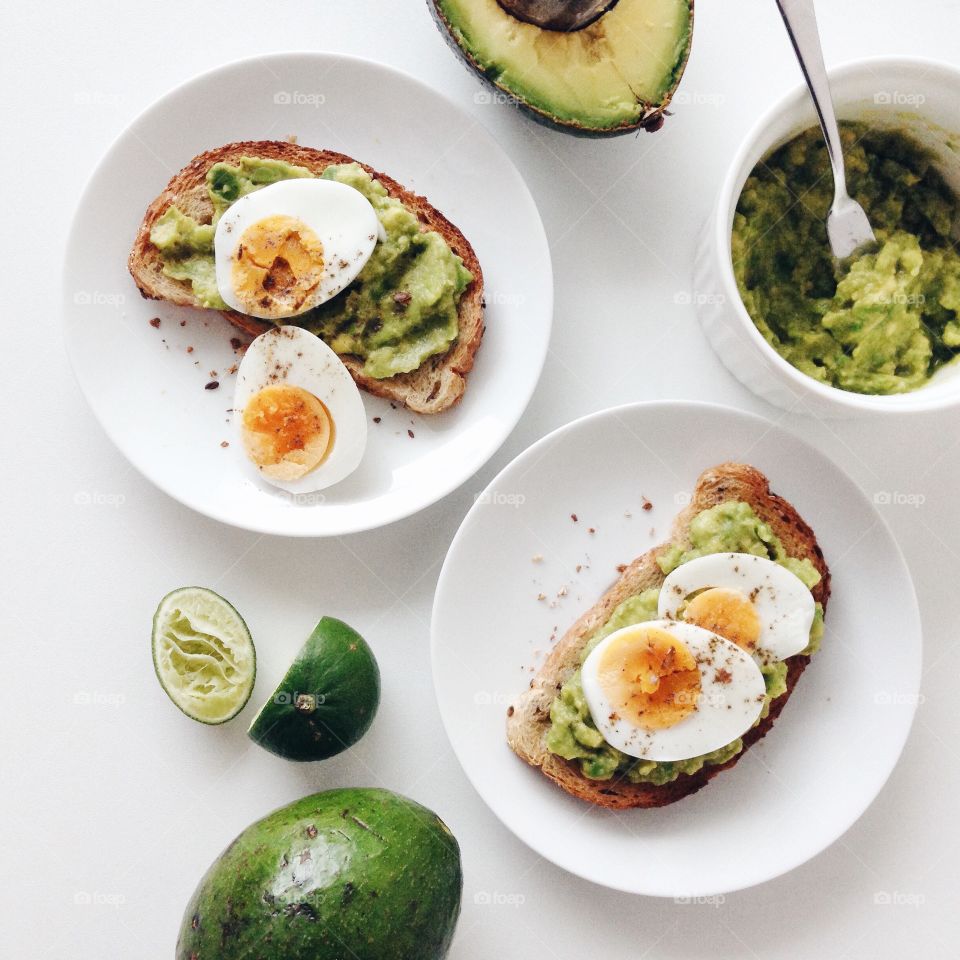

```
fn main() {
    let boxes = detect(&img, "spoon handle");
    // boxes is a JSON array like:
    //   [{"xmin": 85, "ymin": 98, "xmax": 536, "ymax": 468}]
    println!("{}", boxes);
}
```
[{"xmin": 774, "ymin": 0, "xmax": 847, "ymax": 205}]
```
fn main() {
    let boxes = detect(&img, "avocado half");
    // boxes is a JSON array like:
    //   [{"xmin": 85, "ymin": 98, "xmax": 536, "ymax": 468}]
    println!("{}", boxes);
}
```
[{"xmin": 429, "ymin": 0, "xmax": 695, "ymax": 137}]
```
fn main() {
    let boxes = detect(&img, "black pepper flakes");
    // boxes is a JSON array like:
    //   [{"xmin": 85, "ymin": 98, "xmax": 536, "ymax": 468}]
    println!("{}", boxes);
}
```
[
  {"xmin": 205, "ymin": 381, "xmax": 220, "ymax": 391},
  {"xmin": 407, "ymin": 429, "xmax": 415, "ymax": 439},
  {"xmin": 148, "ymin": 317, "xmax": 161, "ymax": 329},
  {"xmin": 373, "ymin": 417, "xmax": 381, "ymax": 424}
]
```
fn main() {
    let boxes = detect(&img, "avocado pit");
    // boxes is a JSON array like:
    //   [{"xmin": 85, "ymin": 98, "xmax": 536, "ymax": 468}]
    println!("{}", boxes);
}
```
[{"xmin": 495, "ymin": 0, "xmax": 620, "ymax": 31}]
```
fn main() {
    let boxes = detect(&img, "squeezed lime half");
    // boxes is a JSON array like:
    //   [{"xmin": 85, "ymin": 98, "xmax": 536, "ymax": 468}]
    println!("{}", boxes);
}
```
[
  {"xmin": 152, "ymin": 586, "xmax": 256, "ymax": 724},
  {"xmin": 247, "ymin": 616, "xmax": 380, "ymax": 761}
]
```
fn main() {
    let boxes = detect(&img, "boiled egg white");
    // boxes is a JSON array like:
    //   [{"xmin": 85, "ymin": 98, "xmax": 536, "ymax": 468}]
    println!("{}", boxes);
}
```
[
  {"xmin": 580, "ymin": 620, "xmax": 766, "ymax": 762},
  {"xmin": 233, "ymin": 326, "xmax": 367, "ymax": 493},
  {"xmin": 658, "ymin": 553, "xmax": 815, "ymax": 664},
  {"xmin": 214, "ymin": 178, "xmax": 379, "ymax": 320}
]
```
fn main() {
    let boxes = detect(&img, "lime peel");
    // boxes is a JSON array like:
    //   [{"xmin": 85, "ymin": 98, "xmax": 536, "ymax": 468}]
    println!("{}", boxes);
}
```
[{"xmin": 247, "ymin": 616, "xmax": 380, "ymax": 761}]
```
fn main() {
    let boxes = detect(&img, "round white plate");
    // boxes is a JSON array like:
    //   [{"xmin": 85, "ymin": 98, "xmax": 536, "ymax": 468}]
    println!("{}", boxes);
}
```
[
  {"xmin": 62, "ymin": 52, "xmax": 551, "ymax": 536},
  {"xmin": 432, "ymin": 401, "xmax": 921, "ymax": 897}
]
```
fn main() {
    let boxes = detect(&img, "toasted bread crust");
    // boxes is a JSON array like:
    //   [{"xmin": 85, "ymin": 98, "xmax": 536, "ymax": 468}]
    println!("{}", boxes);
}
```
[
  {"xmin": 128, "ymin": 141, "xmax": 484, "ymax": 414},
  {"xmin": 506, "ymin": 463, "xmax": 831, "ymax": 809}
]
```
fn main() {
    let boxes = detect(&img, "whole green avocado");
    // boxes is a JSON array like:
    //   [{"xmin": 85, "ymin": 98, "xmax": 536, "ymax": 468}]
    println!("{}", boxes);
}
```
[{"xmin": 176, "ymin": 788, "xmax": 462, "ymax": 960}]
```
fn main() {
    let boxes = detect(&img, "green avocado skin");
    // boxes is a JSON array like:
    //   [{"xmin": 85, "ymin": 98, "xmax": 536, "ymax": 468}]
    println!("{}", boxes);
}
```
[
  {"xmin": 176, "ymin": 788, "xmax": 462, "ymax": 960},
  {"xmin": 248, "ymin": 617, "xmax": 381, "ymax": 762}
]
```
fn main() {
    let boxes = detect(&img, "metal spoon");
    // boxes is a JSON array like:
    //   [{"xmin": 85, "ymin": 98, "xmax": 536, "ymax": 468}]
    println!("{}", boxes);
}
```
[
  {"xmin": 775, "ymin": 0, "xmax": 876, "ymax": 260},
  {"xmin": 495, "ymin": 0, "xmax": 619, "ymax": 32}
]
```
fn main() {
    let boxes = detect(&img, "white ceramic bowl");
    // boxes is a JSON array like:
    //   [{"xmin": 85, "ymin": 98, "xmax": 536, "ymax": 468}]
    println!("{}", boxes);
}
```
[{"xmin": 694, "ymin": 57, "xmax": 960, "ymax": 418}]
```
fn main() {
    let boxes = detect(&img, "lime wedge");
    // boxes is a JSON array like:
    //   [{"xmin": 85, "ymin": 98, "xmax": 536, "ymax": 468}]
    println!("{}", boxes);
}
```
[
  {"xmin": 248, "ymin": 617, "xmax": 380, "ymax": 761},
  {"xmin": 152, "ymin": 586, "xmax": 256, "ymax": 724}
]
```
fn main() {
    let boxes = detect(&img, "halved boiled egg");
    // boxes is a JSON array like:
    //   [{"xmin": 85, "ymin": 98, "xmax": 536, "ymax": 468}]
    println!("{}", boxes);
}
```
[
  {"xmin": 581, "ymin": 621, "xmax": 766, "ymax": 762},
  {"xmin": 214, "ymin": 179, "xmax": 379, "ymax": 320},
  {"xmin": 658, "ymin": 553, "xmax": 815, "ymax": 664},
  {"xmin": 234, "ymin": 327, "xmax": 367, "ymax": 493}
]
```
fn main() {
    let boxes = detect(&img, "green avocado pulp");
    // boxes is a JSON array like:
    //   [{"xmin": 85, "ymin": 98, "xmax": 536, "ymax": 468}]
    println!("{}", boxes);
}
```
[
  {"xmin": 732, "ymin": 123, "xmax": 960, "ymax": 395},
  {"xmin": 435, "ymin": 0, "xmax": 692, "ymax": 131},
  {"xmin": 150, "ymin": 157, "xmax": 473, "ymax": 379},
  {"xmin": 545, "ymin": 501, "xmax": 824, "ymax": 786}
]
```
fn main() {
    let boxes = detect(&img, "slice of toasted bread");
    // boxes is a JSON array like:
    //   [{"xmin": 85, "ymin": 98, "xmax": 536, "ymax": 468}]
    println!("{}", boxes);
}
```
[
  {"xmin": 506, "ymin": 463, "xmax": 831, "ymax": 809},
  {"xmin": 128, "ymin": 141, "xmax": 485, "ymax": 414}
]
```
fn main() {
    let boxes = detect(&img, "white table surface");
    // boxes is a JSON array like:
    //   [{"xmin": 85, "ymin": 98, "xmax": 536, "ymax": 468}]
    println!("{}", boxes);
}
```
[{"xmin": 4, "ymin": 0, "xmax": 958, "ymax": 956}]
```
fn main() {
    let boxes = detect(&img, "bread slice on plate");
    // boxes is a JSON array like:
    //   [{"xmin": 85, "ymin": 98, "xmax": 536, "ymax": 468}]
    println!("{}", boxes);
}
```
[
  {"xmin": 128, "ymin": 141, "xmax": 485, "ymax": 414},
  {"xmin": 506, "ymin": 462, "xmax": 831, "ymax": 809}
]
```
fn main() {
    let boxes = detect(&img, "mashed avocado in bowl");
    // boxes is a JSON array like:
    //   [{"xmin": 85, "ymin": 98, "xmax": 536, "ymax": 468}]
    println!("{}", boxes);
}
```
[{"xmin": 732, "ymin": 123, "xmax": 960, "ymax": 395}]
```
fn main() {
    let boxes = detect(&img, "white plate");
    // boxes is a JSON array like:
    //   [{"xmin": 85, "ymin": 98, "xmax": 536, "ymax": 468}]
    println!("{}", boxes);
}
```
[
  {"xmin": 62, "ymin": 52, "xmax": 551, "ymax": 536},
  {"xmin": 431, "ymin": 401, "xmax": 921, "ymax": 897}
]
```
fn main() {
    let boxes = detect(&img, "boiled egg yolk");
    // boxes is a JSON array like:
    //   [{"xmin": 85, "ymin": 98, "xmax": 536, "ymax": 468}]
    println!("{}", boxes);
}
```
[
  {"xmin": 241, "ymin": 384, "xmax": 333, "ymax": 481},
  {"xmin": 596, "ymin": 626, "xmax": 701, "ymax": 730},
  {"xmin": 232, "ymin": 215, "xmax": 325, "ymax": 318},
  {"xmin": 683, "ymin": 587, "xmax": 762, "ymax": 652}
]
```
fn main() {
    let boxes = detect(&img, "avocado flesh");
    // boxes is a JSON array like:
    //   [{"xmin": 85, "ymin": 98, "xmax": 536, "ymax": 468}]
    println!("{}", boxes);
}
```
[{"xmin": 436, "ymin": 0, "xmax": 693, "ymax": 131}]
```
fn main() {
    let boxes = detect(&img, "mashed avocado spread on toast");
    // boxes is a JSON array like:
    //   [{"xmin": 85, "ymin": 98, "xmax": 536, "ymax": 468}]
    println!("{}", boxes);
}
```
[
  {"xmin": 150, "ymin": 158, "xmax": 473, "ymax": 379},
  {"xmin": 546, "ymin": 502, "xmax": 824, "ymax": 786}
]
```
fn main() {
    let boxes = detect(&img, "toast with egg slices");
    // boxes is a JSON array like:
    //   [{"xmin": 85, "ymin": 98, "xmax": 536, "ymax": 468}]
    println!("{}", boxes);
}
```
[
  {"xmin": 506, "ymin": 463, "xmax": 831, "ymax": 809},
  {"xmin": 128, "ymin": 141, "xmax": 484, "ymax": 415}
]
